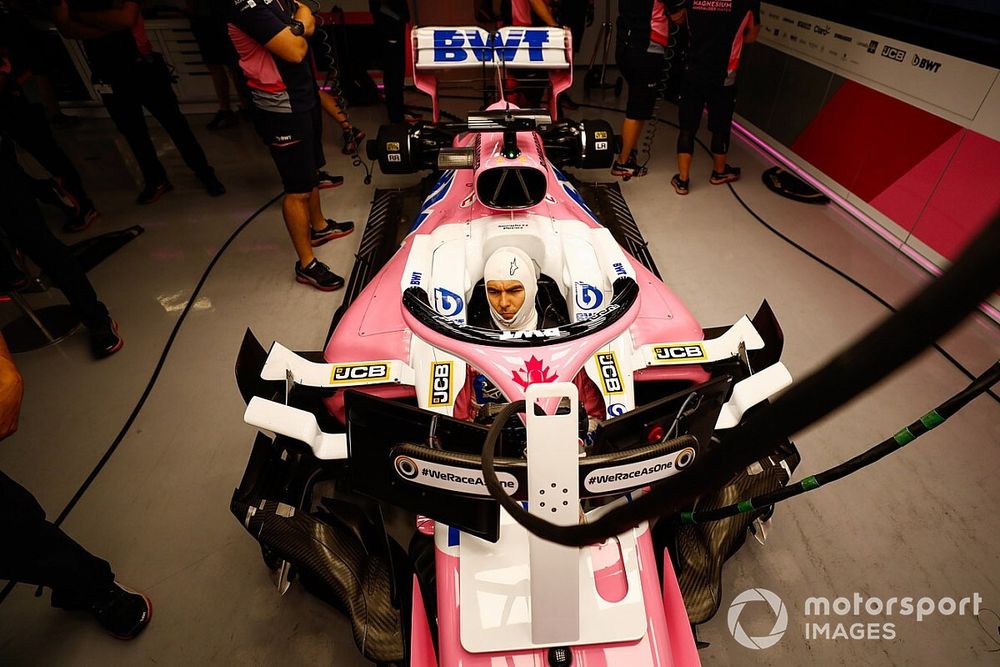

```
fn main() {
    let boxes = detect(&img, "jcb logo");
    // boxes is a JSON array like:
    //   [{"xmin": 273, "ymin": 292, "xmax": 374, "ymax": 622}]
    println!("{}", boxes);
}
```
[
  {"xmin": 653, "ymin": 344, "xmax": 707, "ymax": 363},
  {"xmin": 429, "ymin": 361, "xmax": 454, "ymax": 406},
  {"xmin": 330, "ymin": 363, "xmax": 390, "ymax": 384},
  {"xmin": 595, "ymin": 352, "xmax": 625, "ymax": 395},
  {"xmin": 881, "ymin": 45, "xmax": 905, "ymax": 62}
]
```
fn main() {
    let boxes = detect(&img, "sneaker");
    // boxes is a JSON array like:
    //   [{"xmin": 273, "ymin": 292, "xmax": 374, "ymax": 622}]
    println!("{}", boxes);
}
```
[
  {"xmin": 198, "ymin": 169, "xmax": 226, "ymax": 197},
  {"xmin": 206, "ymin": 109, "xmax": 238, "ymax": 130},
  {"xmin": 64, "ymin": 200, "xmax": 100, "ymax": 232},
  {"xmin": 295, "ymin": 258, "xmax": 345, "ymax": 291},
  {"xmin": 90, "ymin": 581, "xmax": 151, "ymax": 640},
  {"xmin": 310, "ymin": 219, "xmax": 354, "ymax": 247},
  {"xmin": 35, "ymin": 178, "xmax": 80, "ymax": 215},
  {"xmin": 136, "ymin": 181, "xmax": 173, "ymax": 205},
  {"xmin": 671, "ymin": 174, "xmax": 690, "ymax": 195},
  {"xmin": 90, "ymin": 318, "xmax": 123, "ymax": 358},
  {"xmin": 610, "ymin": 155, "xmax": 647, "ymax": 181},
  {"xmin": 709, "ymin": 164, "xmax": 741, "ymax": 185},
  {"xmin": 316, "ymin": 171, "xmax": 344, "ymax": 189},
  {"xmin": 341, "ymin": 127, "xmax": 366, "ymax": 156}
]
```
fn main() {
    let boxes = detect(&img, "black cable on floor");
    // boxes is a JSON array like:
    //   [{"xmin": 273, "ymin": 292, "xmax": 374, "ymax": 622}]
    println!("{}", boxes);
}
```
[
  {"xmin": 507, "ymin": 96, "xmax": 1000, "ymax": 405},
  {"xmin": 0, "ymin": 191, "xmax": 283, "ymax": 606}
]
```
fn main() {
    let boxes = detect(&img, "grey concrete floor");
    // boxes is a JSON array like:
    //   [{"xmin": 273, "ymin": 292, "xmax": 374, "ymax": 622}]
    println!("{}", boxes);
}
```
[{"xmin": 0, "ymin": 79, "xmax": 998, "ymax": 666}]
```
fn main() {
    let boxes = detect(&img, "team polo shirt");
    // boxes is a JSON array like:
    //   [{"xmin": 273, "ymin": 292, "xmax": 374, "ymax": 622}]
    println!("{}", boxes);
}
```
[
  {"xmin": 228, "ymin": 0, "xmax": 318, "ymax": 112},
  {"xmin": 686, "ymin": 0, "xmax": 760, "ymax": 86}
]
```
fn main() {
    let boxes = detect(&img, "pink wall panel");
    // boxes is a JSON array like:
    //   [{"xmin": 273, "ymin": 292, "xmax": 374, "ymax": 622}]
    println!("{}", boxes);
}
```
[
  {"xmin": 910, "ymin": 131, "xmax": 1000, "ymax": 260},
  {"xmin": 869, "ymin": 131, "xmax": 963, "ymax": 233}
]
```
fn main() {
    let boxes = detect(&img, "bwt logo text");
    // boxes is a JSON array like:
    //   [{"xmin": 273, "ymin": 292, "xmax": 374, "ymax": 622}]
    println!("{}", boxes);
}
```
[{"xmin": 432, "ymin": 29, "xmax": 550, "ymax": 63}]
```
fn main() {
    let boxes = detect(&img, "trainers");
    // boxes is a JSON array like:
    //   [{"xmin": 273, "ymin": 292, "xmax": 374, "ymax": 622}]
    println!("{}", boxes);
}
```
[
  {"xmin": 610, "ymin": 155, "xmax": 647, "ymax": 181},
  {"xmin": 90, "ymin": 581, "xmax": 151, "ymax": 640},
  {"xmin": 310, "ymin": 219, "xmax": 354, "ymax": 247},
  {"xmin": 295, "ymin": 258, "xmax": 345, "ymax": 291},
  {"xmin": 709, "ymin": 164, "xmax": 741, "ymax": 185},
  {"xmin": 317, "ymin": 171, "xmax": 344, "ymax": 189},
  {"xmin": 341, "ymin": 127, "xmax": 366, "ymax": 156},
  {"xmin": 206, "ymin": 109, "xmax": 238, "ymax": 130},
  {"xmin": 671, "ymin": 174, "xmax": 690, "ymax": 195},
  {"xmin": 136, "ymin": 181, "xmax": 173, "ymax": 205},
  {"xmin": 64, "ymin": 200, "xmax": 100, "ymax": 232},
  {"xmin": 90, "ymin": 318, "xmax": 123, "ymax": 358},
  {"xmin": 198, "ymin": 169, "xmax": 226, "ymax": 197}
]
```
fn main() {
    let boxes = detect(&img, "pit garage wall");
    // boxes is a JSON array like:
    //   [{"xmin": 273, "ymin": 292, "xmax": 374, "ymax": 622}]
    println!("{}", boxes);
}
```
[{"xmin": 735, "ymin": 3, "xmax": 1000, "ymax": 305}]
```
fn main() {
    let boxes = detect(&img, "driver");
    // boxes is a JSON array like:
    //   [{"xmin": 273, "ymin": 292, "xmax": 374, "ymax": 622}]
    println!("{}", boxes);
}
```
[{"xmin": 453, "ymin": 246, "xmax": 606, "ymax": 423}]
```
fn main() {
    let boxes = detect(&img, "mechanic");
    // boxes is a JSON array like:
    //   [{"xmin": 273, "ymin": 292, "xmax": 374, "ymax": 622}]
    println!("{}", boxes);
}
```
[
  {"xmin": 186, "ymin": 0, "xmax": 250, "ymax": 130},
  {"xmin": 228, "ymin": 0, "xmax": 355, "ymax": 291},
  {"xmin": 671, "ymin": 0, "xmax": 759, "ymax": 195},
  {"xmin": 501, "ymin": 0, "xmax": 559, "ymax": 109},
  {"xmin": 0, "ymin": 333, "xmax": 150, "ymax": 638},
  {"xmin": 48, "ymin": 0, "xmax": 225, "ymax": 204},
  {"xmin": 454, "ymin": 246, "xmax": 605, "ymax": 423},
  {"xmin": 611, "ymin": 0, "xmax": 685, "ymax": 180}
]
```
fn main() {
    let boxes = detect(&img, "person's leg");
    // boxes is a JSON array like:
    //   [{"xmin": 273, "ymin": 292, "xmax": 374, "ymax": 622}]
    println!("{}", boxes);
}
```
[
  {"xmin": 0, "ymin": 471, "xmax": 114, "ymax": 608},
  {"xmin": 614, "ymin": 46, "xmax": 656, "ymax": 176},
  {"xmin": 102, "ymin": 86, "xmax": 169, "ymax": 189},
  {"xmin": 283, "ymin": 192, "xmax": 316, "ymax": 266},
  {"xmin": 674, "ymin": 74, "xmax": 705, "ymax": 188},
  {"xmin": 377, "ymin": 19, "xmax": 407, "ymax": 123},
  {"xmin": 706, "ymin": 83, "xmax": 740, "ymax": 183},
  {"xmin": 135, "ymin": 56, "xmax": 220, "ymax": 184},
  {"xmin": 207, "ymin": 64, "xmax": 233, "ymax": 112}
]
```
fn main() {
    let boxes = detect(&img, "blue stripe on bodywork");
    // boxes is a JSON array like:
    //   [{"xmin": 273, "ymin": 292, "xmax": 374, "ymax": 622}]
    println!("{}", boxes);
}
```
[{"xmin": 409, "ymin": 170, "xmax": 456, "ymax": 232}]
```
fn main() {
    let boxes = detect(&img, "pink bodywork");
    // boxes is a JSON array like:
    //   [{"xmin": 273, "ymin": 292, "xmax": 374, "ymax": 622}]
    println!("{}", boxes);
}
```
[{"xmin": 322, "ymin": 85, "xmax": 707, "ymax": 665}]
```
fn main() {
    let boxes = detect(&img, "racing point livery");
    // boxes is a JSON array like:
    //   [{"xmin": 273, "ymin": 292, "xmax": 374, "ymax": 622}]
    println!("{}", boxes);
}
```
[{"xmin": 231, "ymin": 26, "xmax": 799, "ymax": 666}]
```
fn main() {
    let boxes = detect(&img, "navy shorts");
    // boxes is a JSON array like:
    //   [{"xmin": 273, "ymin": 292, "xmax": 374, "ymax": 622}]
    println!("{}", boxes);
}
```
[{"xmin": 253, "ymin": 105, "xmax": 325, "ymax": 194}]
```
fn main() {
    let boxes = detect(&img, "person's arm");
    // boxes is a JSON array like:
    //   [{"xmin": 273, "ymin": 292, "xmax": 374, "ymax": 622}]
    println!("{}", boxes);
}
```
[
  {"xmin": 232, "ymin": 0, "xmax": 310, "ymax": 64},
  {"xmin": 529, "ymin": 0, "xmax": 559, "ymax": 27},
  {"xmin": 0, "ymin": 334, "xmax": 24, "ymax": 440},
  {"xmin": 50, "ymin": 0, "xmax": 111, "ymax": 39},
  {"xmin": 75, "ymin": 0, "xmax": 141, "ymax": 32},
  {"xmin": 294, "ymin": 1, "xmax": 316, "ymax": 37}
]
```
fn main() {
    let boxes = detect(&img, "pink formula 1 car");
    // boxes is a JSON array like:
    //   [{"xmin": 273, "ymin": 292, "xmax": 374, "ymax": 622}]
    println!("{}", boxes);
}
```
[{"xmin": 232, "ymin": 27, "xmax": 797, "ymax": 667}]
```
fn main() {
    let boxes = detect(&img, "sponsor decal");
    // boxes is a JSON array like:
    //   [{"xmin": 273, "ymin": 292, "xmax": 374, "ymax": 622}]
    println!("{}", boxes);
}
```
[
  {"xmin": 594, "ymin": 352, "xmax": 625, "ymax": 395},
  {"xmin": 386, "ymin": 141, "xmax": 400, "ymax": 151},
  {"xmin": 866, "ymin": 39, "xmax": 879, "ymax": 53},
  {"xmin": 595, "ymin": 140, "xmax": 608, "ymax": 151},
  {"xmin": 911, "ymin": 54, "xmax": 942, "ymax": 73},
  {"xmin": 612, "ymin": 262, "xmax": 627, "ymax": 276},
  {"xmin": 431, "ymin": 28, "xmax": 550, "ymax": 64},
  {"xmin": 387, "ymin": 153, "xmax": 402, "ymax": 162},
  {"xmin": 584, "ymin": 447, "xmax": 695, "ymax": 493},
  {"xmin": 796, "ymin": 20, "xmax": 812, "ymax": 30},
  {"xmin": 781, "ymin": 16, "xmax": 794, "ymax": 24},
  {"xmin": 329, "ymin": 362, "xmax": 390, "ymax": 384},
  {"xmin": 394, "ymin": 455, "xmax": 518, "ymax": 494},
  {"xmin": 594, "ymin": 130, "xmax": 608, "ymax": 139},
  {"xmin": 574, "ymin": 282, "xmax": 604, "ymax": 311},
  {"xmin": 813, "ymin": 25, "xmax": 830, "ymax": 36},
  {"xmin": 607, "ymin": 402, "xmax": 626, "ymax": 417},
  {"xmin": 428, "ymin": 361, "xmax": 455, "ymax": 407},
  {"xmin": 409, "ymin": 271, "xmax": 423, "ymax": 286},
  {"xmin": 511, "ymin": 355, "xmax": 558, "ymax": 389},
  {"xmin": 652, "ymin": 343, "xmax": 708, "ymax": 363},
  {"xmin": 434, "ymin": 287, "xmax": 464, "ymax": 317},
  {"xmin": 500, "ymin": 327, "xmax": 564, "ymax": 341},
  {"xmin": 833, "ymin": 32, "xmax": 852, "ymax": 42},
  {"xmin": 881, "ymin": 44, "xmax": 905, "ymax": 62}
]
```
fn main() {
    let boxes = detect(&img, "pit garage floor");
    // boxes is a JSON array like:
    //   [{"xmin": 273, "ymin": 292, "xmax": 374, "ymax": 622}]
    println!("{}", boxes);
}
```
[{"xmin": 1, "ymin": 81, "xmax": 998, "ymax": 666}]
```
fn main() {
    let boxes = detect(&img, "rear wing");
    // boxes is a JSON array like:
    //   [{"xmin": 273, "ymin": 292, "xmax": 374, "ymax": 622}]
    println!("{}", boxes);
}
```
[{"xmin": 411, "ymin": 26, "xmax": 573, "ymax": 122}]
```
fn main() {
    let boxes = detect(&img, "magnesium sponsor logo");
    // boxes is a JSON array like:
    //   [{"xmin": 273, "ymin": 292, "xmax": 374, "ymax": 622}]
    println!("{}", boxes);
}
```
[
  {"xmin": 881, "ymin": 44, "xmax": 906, "ymax": 62},
  {"xmin": 394, "ymin": 455, "xmax": 518, "ymax": 494},
  {"xmin": 911, "ymin": 53, "xmax": 942, "ymax": 73},
  {"xmin": 652, "ymin": 343, "xmax": 708, "ymax": 363},
  {"xmin": 833, "ymin": 32, "xmax": 852, "ymax": 42},
  {"xmin": 428, "ymin": 361, "xmax": 454, "ymax": 407},
  {"xmin": 728, "ymin": 589, "xmax": 788, "ymax": 649},
  {"xmin": 330, "ymin": 362, "xmax": 390, "ymax": 384},
  {"xmin": 594, "ymin": 352, "xmax": 625, "ymax": 395},
  {"xmin": 584, "ymin": 447, "xmax": 695, "ymax": 493}
]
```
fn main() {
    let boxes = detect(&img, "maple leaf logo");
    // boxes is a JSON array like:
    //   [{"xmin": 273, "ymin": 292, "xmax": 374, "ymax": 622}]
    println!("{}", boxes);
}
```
[{"xmin": 511, "ymin": 355, "xmax": 558, "ymax": 389}]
